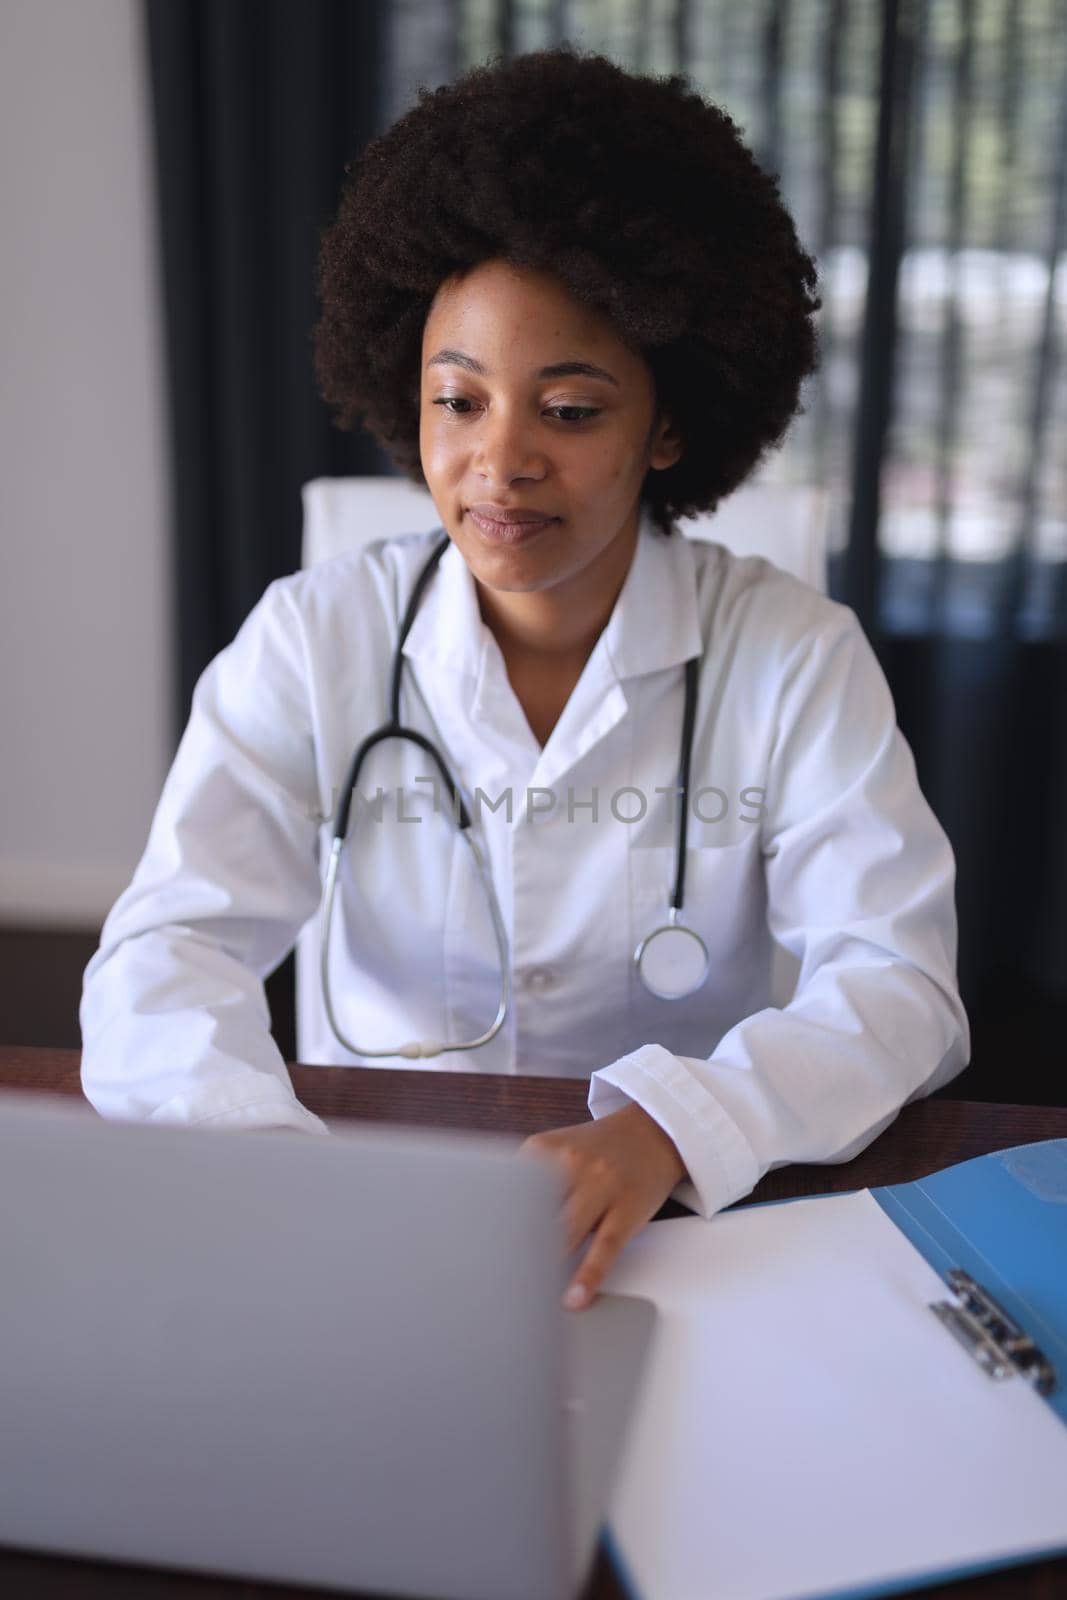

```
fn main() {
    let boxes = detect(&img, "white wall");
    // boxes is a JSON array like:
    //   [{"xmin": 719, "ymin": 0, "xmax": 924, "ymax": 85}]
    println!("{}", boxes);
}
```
[{"xmin": 0, "ymin": 0, "xmax": 171, "ymax": 928}]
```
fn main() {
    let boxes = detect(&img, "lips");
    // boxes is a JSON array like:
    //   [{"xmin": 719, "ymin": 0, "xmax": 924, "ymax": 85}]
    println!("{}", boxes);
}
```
[
  {"xmin": 468, "ymin": 503, "xmax": 557, "ymax": 525},
  {"xmin": 466, "ymin": 506, "xmax": 558, "ymax": 545}
]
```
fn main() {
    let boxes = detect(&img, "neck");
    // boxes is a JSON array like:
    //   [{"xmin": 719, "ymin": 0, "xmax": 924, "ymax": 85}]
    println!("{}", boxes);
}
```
[{"xmin": 476, "ymin": 518, "xmax": 639, "ymax": 671}]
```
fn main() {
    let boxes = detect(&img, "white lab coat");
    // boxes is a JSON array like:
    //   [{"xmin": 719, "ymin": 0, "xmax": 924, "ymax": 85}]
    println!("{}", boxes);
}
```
[{"xmin": 80, "ymin": 510, "xmax": 969, "ymax": 1218}]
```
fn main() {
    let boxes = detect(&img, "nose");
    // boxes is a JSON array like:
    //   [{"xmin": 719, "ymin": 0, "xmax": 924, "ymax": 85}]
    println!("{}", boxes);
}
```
[{"xmin": 473, "ymin": 405, "xmax": 548, "ymax": 486}]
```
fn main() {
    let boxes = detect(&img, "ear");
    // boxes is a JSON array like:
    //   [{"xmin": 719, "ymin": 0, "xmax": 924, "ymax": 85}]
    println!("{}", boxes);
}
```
[{"xmin": 648, "ymin": 410, "xmax": 683, "ymax": 472}]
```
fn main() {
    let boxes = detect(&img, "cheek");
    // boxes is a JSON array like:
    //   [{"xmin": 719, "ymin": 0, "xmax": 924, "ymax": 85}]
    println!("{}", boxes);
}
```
[
  {"xmin": 418, "ymin": 417, "xmax": 457, "ymax": 480},
  {"xmin": 579, "ymin": 436, "xmax": 642, "ymax": 492}
]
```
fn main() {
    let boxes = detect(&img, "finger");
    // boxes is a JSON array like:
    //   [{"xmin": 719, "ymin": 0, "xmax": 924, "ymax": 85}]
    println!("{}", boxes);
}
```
[
  {"xmin": 559, "ymin": 1177, "xmax": 612, "ymax": 1256},
  {"xmin": 519, "ymin": 1128, "xmax": 583, "ymax": 1166},
  {"xmin": 562, "ymin": 1209, "xmax": 633, "ymax": 1311},
  {"xmin": 517, "ymin": 1131, "xmax": 569, "ymax": 1175}
]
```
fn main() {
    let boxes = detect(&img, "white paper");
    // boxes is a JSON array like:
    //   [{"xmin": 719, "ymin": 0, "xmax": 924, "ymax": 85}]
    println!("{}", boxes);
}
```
[{"xmin": 604, "ymin": 1191, "xmax": 1067, "ymax": 1600}]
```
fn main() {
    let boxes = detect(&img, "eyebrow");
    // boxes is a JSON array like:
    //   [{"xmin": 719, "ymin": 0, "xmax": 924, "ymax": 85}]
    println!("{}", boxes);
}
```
[{"xmin": 426, "ymin": 348, "xmax": 620, "ymax": 387}]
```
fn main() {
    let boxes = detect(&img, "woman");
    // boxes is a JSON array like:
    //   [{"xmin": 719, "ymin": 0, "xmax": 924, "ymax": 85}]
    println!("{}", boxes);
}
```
[{"xmin": 81, "ymin": 48, "xmax": 969, "ymax": 1310}]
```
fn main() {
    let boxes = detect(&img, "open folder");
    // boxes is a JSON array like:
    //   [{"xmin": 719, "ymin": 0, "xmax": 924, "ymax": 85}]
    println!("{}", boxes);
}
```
[{"xmin": 602, "ymin": 1138, "xmax": 1067, "ymax": 1600}]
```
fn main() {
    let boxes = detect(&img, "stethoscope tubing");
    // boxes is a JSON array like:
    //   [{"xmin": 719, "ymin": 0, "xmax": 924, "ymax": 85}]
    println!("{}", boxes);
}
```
[{"xmin": 319, "ymin": 530, "xmax": 709, "ymax": 1058}]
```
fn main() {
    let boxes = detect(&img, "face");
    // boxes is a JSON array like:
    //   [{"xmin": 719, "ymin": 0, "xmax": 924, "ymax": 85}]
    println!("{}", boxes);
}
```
[{"xmin": 418, "ymin": 258, "xmax": 682, "ymax": 611}]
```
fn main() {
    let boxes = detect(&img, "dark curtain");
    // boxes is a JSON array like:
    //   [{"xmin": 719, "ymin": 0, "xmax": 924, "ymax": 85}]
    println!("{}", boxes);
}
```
[
  {"xmin": 143, "ymin": 0, "xmax": 391, "ymax": 737},
  {"xmin": 846, "ymin": 0, "xmax": 1067, "ymax": 1101}
]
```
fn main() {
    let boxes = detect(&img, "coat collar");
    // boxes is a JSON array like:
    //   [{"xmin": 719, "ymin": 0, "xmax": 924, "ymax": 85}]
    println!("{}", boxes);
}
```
[{"xmin": 400, "ymin": 503, "xmax": 704, "ymax": 684}]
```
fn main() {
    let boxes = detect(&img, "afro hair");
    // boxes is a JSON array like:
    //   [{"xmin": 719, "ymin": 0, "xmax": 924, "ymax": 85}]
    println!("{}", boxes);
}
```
[{"xmin": 312, "ymin": 46, "xmax": 820, "ymax": 534}]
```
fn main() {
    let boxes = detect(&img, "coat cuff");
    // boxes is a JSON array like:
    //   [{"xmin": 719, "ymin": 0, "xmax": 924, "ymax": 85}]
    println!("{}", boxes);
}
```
[
  {"xmin": 145, "ymin": 1082, "xmax": 330, "ymax": 1135},
  {"xmin": 588, "ymin": 1045, "xmax": 761, "ymax": 1219}
]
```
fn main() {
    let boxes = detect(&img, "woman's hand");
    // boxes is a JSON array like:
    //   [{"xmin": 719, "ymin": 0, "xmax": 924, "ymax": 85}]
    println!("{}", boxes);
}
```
[{"xmin": 519, "ymin": 1103, "xmax": 687, "ymax": 1311}]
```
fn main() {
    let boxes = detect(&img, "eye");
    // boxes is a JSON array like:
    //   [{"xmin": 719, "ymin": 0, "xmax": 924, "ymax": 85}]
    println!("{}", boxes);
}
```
[
  {"xmin": 547, "ymin": 406, "xmax": 601, "ymax": 424},
  {"xmin": 432, "ymin": 397, "xmax": 476, "ymax": 415},
  {"xmin": 428, "ymin": 395, "xmax": 601, "ymax": 422}
]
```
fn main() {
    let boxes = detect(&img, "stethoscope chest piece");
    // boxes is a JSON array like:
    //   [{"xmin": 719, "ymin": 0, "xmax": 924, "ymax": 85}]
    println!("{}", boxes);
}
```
[{"xmin": 633, "ymin": 910, "xmax": 710, "ymax": 1000}]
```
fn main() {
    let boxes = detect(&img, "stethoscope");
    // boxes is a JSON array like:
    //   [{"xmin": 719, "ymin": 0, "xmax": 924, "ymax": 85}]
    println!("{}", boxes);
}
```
[{"xmin": 319, "ymin": 533, "xmax": 710, "ymax": 1060}]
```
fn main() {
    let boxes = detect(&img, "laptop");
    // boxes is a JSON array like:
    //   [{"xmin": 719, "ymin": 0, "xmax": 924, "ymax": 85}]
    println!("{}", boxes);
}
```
[{"xmin": 0, "ymin": 1092, "xmax": 655, "ymax": 1600}]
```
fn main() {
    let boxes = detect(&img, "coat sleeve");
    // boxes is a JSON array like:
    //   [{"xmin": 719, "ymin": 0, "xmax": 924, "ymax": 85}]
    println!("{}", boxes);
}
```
[
  {"xmin": 80, "ymin": 579, "xmax": 330, "ymax": 1133},
  {"xmin": 587, "ymin": 603, "xmax": 970, "ymax": 1218}
]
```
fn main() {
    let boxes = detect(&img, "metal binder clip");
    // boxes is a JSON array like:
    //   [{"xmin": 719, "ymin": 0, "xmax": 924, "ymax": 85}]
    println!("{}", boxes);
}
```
[{"xmin": 930, "ymin": 1269, "xmax": 1057, "ymax": 1395}]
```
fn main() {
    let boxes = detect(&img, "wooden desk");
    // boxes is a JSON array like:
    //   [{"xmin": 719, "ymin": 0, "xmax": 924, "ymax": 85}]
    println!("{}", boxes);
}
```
[{"xmin": 2, "ymin": 1046, "xmax": 1065, "ymax": 1600}]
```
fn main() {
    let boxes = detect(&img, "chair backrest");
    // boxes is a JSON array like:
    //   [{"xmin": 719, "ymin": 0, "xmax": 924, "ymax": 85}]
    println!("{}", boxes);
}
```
[
  {"xmin": 301, "ymin": 475, "xmax": 829, "ymax": 592},
  {"xmin": 294, "ymin": 475, "xmax": 824, "ymax": 1061}
]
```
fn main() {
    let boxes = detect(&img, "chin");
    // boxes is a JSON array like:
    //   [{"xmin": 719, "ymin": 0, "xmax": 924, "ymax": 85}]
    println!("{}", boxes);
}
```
[{"xmin": 464, "ymin": 548, "xmax": 556, "ymax": 593}]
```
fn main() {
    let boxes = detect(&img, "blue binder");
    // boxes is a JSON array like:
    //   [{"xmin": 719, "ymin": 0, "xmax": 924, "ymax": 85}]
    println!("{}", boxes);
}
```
[
  {"xmin": 872, "ymin": 1138, "xmax": 1067, "ymax": 1433},
  {"xmin": 605, "ymin": 1137, "xmax": 1067, "ymax": 1600}
]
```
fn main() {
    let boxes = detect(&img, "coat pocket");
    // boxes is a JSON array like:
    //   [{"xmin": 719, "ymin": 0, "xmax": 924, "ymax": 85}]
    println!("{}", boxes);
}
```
[{"xmin": 628, "ymin": 833, "xmax": 767, "ymax": 979}]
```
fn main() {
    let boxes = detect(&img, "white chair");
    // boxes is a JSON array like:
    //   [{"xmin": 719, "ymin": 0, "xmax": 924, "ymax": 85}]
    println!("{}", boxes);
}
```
[
  {"xmin": 295, "ymin": 476, "xmax": 827, "ymax": 1061},
  {"xmin": 301, "ymin": 474, "xmax": 829, "ymax": 591}
]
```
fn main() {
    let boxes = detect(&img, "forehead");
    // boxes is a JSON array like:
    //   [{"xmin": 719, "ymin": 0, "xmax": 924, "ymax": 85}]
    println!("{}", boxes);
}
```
[{"xmin": 421, "ymin": 258, "xmax": 636, "ymax": 369}]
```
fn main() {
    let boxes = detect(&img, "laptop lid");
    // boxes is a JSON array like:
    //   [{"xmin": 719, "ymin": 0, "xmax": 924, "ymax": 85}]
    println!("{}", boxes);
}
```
[{"xmin": 0, "ymin": 1091, "xmax": 644, "ymax": 1600}]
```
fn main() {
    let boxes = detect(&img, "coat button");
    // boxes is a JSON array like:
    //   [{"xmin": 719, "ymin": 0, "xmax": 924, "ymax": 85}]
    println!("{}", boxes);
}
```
[{"xmin": 522, "ymin": 966, "xmax": 559, "ymax": 993}]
